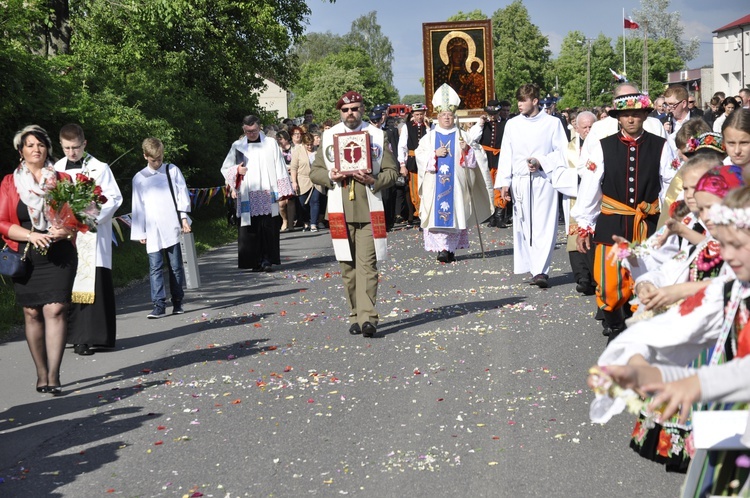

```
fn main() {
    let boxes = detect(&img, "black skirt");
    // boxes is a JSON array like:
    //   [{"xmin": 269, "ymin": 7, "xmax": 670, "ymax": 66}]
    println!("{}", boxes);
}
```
[
  {"xmin": 13, "ymin": 239, "xmax": 77, "ymax": 307},
  {"xmin": 66, "ymin": 267, "xmax": 117, "ymax": 347}
]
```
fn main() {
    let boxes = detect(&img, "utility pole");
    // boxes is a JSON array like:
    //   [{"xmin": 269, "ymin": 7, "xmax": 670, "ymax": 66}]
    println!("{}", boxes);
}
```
[
  {"xmin": 642, "ymin": 21, "xmax": 649, "ymax": 94},
  {"xmin": 578, "ymin": 38, "xmax": 593, "ymax": 105}
]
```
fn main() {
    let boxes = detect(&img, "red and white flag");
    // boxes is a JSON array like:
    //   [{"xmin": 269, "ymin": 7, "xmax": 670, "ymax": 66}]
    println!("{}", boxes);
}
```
[{"xmin": 624, "ymin": 16, "xmax": 639, "ymax": 29}]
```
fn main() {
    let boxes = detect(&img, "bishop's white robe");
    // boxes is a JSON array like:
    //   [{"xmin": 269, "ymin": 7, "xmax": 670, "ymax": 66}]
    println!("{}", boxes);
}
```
[
  {"xmin": 495, "ymin": 111, "xmax": 575, "ymax": 276},
  {"xmin": 416, "ymin": 125, "xmax": 492, "ymax": 248}
]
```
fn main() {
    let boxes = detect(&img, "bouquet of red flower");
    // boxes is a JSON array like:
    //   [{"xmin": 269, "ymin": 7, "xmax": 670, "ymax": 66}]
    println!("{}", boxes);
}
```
[{"xmin": 45, "ymin": 173, "xmax": 108, "ymax": 233}]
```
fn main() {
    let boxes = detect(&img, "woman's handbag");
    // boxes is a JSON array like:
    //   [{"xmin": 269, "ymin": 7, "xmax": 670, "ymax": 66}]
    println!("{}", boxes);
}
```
[{"xmin": 0, "ymin": 243, "xmax": 30, "ymax": 278}]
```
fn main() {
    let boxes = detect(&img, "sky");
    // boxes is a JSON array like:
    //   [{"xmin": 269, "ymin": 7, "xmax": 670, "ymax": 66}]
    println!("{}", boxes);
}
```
[{"xmin": 304, "ymin": 0, "xmax": 749, "ymax": 98}]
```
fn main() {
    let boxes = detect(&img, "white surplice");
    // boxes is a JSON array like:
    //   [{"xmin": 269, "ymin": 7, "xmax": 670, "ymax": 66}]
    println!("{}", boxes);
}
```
[
  {"xmin": 221, "ymin": 133, "xmax": 292, "ymax": 226},
  {"xmin": 54, "ymin": 154, "xmax": 123, "ymax": 269},
  {"xmin": 495, "ymin": 111, "xmax": 574, "ymax": 276},
  {"xmin": 131, "ymin": 163, "xmax": 191, "ymax": 254}
]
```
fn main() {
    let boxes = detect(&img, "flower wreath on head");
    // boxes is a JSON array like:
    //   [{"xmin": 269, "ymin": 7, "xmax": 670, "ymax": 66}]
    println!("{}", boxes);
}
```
[
  {"xmin": 611, "ymin": 93, "xmax": 652, "ymax": 112},
  {"xmin": 684, "ymin": 132, "xmax": 725, "ymax": 154},
  {"xmin": 709, "ymin": 204, "xmax": 750, "ymax": 229}
]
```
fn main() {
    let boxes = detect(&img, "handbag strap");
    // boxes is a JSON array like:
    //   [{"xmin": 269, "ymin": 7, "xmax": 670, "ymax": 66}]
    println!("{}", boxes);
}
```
[
  {"xmin": 164, "ymin": 163, "xmax": 182, "ymax": 226},
  {"xmin": 2, "ymin": 240, "xmax": 31, "ymax": 260}
]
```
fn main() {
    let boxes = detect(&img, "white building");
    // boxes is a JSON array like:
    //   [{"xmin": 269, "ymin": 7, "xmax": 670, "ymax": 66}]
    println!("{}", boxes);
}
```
[
  {"xmin": 712, "ymin": 14, "xmax": 750, "ymax": 97},
  {"xmin": 257, "ymin": 77, "xmax": 289, "ymax": 118}
]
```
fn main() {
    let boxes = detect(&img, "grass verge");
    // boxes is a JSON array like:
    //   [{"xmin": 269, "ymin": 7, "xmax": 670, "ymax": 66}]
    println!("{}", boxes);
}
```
[{"xmin": 0, "ymin": 201, "xmax": 237, "ymax": 341}]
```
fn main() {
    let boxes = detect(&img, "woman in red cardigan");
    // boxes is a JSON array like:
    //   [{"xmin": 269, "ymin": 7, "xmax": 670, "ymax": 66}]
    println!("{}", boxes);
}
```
[{"xmin": 0, "ymin": 125, "xmax": 77, "ymax": 395}]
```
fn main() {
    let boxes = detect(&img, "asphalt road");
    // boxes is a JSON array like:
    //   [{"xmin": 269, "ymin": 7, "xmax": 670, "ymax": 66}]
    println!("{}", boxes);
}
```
[{"xmin": 0, "ymin": 221, "xmax": 683, "ymax": 497}]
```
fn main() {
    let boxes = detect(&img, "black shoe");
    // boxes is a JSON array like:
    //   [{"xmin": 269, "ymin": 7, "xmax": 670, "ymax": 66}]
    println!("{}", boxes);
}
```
[
  {"xmin": 74, "ymin": 344, "xmax": 94, "ymax": 355},
  {"xmin": 362, "ymin": 321, "xmax": 376, "ymax": 338},
  {"xmin": 606, "ymin": 324, "xmax": 626, "ymax": 344},
  {"xmin": 262, "ymin": 264, "xmax": 273, "ymax": 272},
  {"xmin": 348, "ymin": 323, "xmax": 362, "ymax": 335},
  {"xmin": 437, "ymin": 250, "xmax": 450, "ymax": 263},
  {"xmin": 531, "ymin": 274, "xmax": 549, "ymax": 288},
  {"xmin": 447, "ymin": 251, "xmax": 456, "ymax": 262},
  {"xmin": 487, "ymin": 208, "xmax": 498, "ymax": 227},
  {"xmin": 47, "ymin": 377, "xmax": 62, "ymax": 396},
  {"xmin": 576, "ymin": 279, "xmax": 596, "ymax": 296},
  {"xmin": 172, "ymin": 303, "xmax": 184, "ymax": 315},
  {"xmin": 601, "ymin": 326, "xmax": 611, "ymax": 337},
  {"xmin": 36, "ymin": 381, "xmax": 48, "ymax": 393}
]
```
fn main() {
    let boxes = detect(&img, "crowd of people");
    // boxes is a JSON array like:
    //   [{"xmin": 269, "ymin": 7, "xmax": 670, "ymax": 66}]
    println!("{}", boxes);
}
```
[{"xmin": 3, "ymin": 79, "xmax": 750, "ymax": 496}]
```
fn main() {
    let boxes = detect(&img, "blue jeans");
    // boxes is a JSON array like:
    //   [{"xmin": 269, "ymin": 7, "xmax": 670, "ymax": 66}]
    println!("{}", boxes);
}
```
[{"xmin": 148, "ymin": 243, "xmax": 185, "ymax": 309}]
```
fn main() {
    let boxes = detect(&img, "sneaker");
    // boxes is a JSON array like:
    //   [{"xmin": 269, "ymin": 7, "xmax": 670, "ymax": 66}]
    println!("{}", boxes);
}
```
[
  {"xmin": 147, "ymin": 307, "xmax": 166, "ymax": 319},
  {"xmin": 172, "ymin": 303, "xmax": 184, "ymax": 315},
  {"xmin": 310, "ymin": 225, "xmax": 318, "ymax": 232},
  {"xmin": 316, "ymin": 222, "xmax": 326, "ymax": 230}
]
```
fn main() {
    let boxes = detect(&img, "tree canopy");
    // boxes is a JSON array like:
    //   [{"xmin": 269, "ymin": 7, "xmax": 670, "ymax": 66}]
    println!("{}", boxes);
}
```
[
  {"xmin": 0, "ymin": 0, "xmax": 332, "ymax": 195},
  {"xmin": 491, "ymin": 1, "xmax": 552, "ymax": 102},
  {"xmin": 289, "ymin": 11, "xmax": 398, "ymax": 119}
]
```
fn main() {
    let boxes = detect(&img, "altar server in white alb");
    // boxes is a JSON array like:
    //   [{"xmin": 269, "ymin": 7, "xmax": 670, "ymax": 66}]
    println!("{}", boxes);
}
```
[
  {"xmin": 54, "ymin": 124, "xmax": 122, "ymax": 356},
  {"xmin": 415, "ymin": 83, "xmax": 492, "ymax": 263},
  {"xmin": 221, "ymin": 114, "xmax": 294, "ymax": 272},
  {"xmin": 131, "ymin": 138, "xmax": 191, "ymax": 319},
  {"xmin": 496, "ymin": 83, "xmax": 577, "ymax": 288}
]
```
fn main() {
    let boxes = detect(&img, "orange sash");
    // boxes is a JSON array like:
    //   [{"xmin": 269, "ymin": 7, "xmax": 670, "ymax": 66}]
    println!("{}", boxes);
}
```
[{"xmin": 600, "ymin": 195, "xmax": 659, "ymax": 243}]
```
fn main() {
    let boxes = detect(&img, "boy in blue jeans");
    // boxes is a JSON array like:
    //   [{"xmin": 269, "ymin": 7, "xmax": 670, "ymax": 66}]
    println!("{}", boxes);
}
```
[{"xmin": 131, "ymin": 138, "xmax": 192, "ymax": 318}]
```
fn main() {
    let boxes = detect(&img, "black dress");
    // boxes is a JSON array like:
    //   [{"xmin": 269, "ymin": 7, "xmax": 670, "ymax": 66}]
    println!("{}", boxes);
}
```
[{"xmin": 12, "ymin": 201, "xmax": 77, "ymax": 307}]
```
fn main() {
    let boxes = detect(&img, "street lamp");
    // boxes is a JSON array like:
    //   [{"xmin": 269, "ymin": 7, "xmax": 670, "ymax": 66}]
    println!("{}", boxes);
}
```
[{"xmin": 577, "ymin": 38, "xmax": 593, "ymax": 106}]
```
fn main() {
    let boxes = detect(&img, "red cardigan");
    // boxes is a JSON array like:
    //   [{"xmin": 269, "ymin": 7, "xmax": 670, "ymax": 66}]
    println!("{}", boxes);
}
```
[{"xmin": 0, "ymin": 170, "xmax": 71, "ymax": 251}]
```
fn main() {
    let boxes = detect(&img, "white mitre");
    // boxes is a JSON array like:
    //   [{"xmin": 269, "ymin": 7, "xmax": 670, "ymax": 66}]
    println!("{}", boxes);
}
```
[{"xmin": 432, "ymin": 83, "xmax": 461, "ymax": 113}]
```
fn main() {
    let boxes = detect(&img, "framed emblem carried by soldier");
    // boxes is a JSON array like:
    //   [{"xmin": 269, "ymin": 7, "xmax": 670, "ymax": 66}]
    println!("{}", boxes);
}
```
[
  {"xmin": 423, "ymin": 20, "xmax": 494, "ymax": 117},
  {"xmin": 333, "ymin": 131, "xmax": 372, "ymax": 176}
]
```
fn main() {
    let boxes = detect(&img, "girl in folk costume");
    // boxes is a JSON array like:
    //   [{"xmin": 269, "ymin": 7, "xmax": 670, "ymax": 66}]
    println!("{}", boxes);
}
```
[
  {"xmin": 415, "ymin": 83, "xmax": 492, "ymax": 263},
  {"xmin": 722, "ymin": 109, "xmax": 750, "ymax": 183},
  {"xmin": 594, "ymin": 185, "xmax": 750, "ymax": 496},
  {"xmin": 624, "ymin": 165, "xmax": 743, "ymax": 473}
]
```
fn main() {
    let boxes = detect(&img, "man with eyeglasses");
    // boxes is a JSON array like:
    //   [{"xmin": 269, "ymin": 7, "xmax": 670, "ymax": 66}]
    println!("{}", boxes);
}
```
[
  {"xmin": 663, "ymin": 85, "xmax": 698, "ymax": 137},
  {"xmin": 310, "ymin": 91, "xmax": 398, "ymax": 338},
  {"xmin": 221, "ymin": 115, "xmax": 295, "ymax": 272},
  {"xmin": 687, "ymin": 92, "xmax": 703, "ymax": 117},
  {"xmin": 53, "ymin": 124, "xmax": 123, "ymax": 356}
]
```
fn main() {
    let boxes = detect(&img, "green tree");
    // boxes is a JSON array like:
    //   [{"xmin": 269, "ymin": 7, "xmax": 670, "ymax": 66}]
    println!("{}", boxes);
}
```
[
  {"xmin": 401, "ymin": 94, "xmax": 426, "ymax": 105},
  {"xmin": 446, "ymin": 10, "xmax": 488, "ymax": 22},
  {"xmin": 292, "ymin": 31, "xmax": 344, "ymax": 66},
  {"xmin": 0, "ymin": 0, "xmax": 334, "ymax": 187},
  {"xmin": 615, "ymin": 35, "xmax": 683, "ymax": 95},
  {"xmin": 631, "ymin": 0, "xmax": 699, "ymax": 64},
  {"xmin": 491, "ymin": 0, "xmax": 551, "ymax": 100},
  {"xmin": 290, "ymin": 48, "xmax": 398, "ymax": 122},
  {"xmin": 343, "ymin": 11, "xmax": 396, "ymax": 89}
]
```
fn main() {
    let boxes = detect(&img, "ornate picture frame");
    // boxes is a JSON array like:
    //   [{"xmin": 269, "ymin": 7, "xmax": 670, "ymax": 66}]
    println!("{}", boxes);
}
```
[
  {"xmin": 332, "ymin": 130, "xmax": 372, "ymax": 176},
  {"xmin": 422, "ymin": 20, "xmax": 494, "ymax": 117}
]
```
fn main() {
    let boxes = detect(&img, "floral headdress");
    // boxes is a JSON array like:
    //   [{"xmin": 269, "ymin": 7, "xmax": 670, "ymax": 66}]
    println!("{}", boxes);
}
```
[
  {"xmin": 608, "ymin": 93, "xmax": 653, "ymax": 117},
  {"xmin": 695, "ymin": 165, "xmax": 744, "ymax": 199},
  {"xmin": 684, "ymin": 132, "xmax": 725, "ymax": 155},
  {"xmin": 709, "ymin": 204, "xmax": 750, "ymax": 229}
]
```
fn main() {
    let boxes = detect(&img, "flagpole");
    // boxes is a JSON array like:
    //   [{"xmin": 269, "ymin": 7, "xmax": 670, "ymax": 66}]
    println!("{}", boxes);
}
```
[{"xmin": 622, "ymin": 8, "xmax": 626, "ymax": 77}]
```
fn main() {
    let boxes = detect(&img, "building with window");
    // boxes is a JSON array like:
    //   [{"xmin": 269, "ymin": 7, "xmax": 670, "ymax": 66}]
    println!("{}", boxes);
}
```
[{"xmin": 712, "ymin": 14, "xmax": 750, "ymax": 97}]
